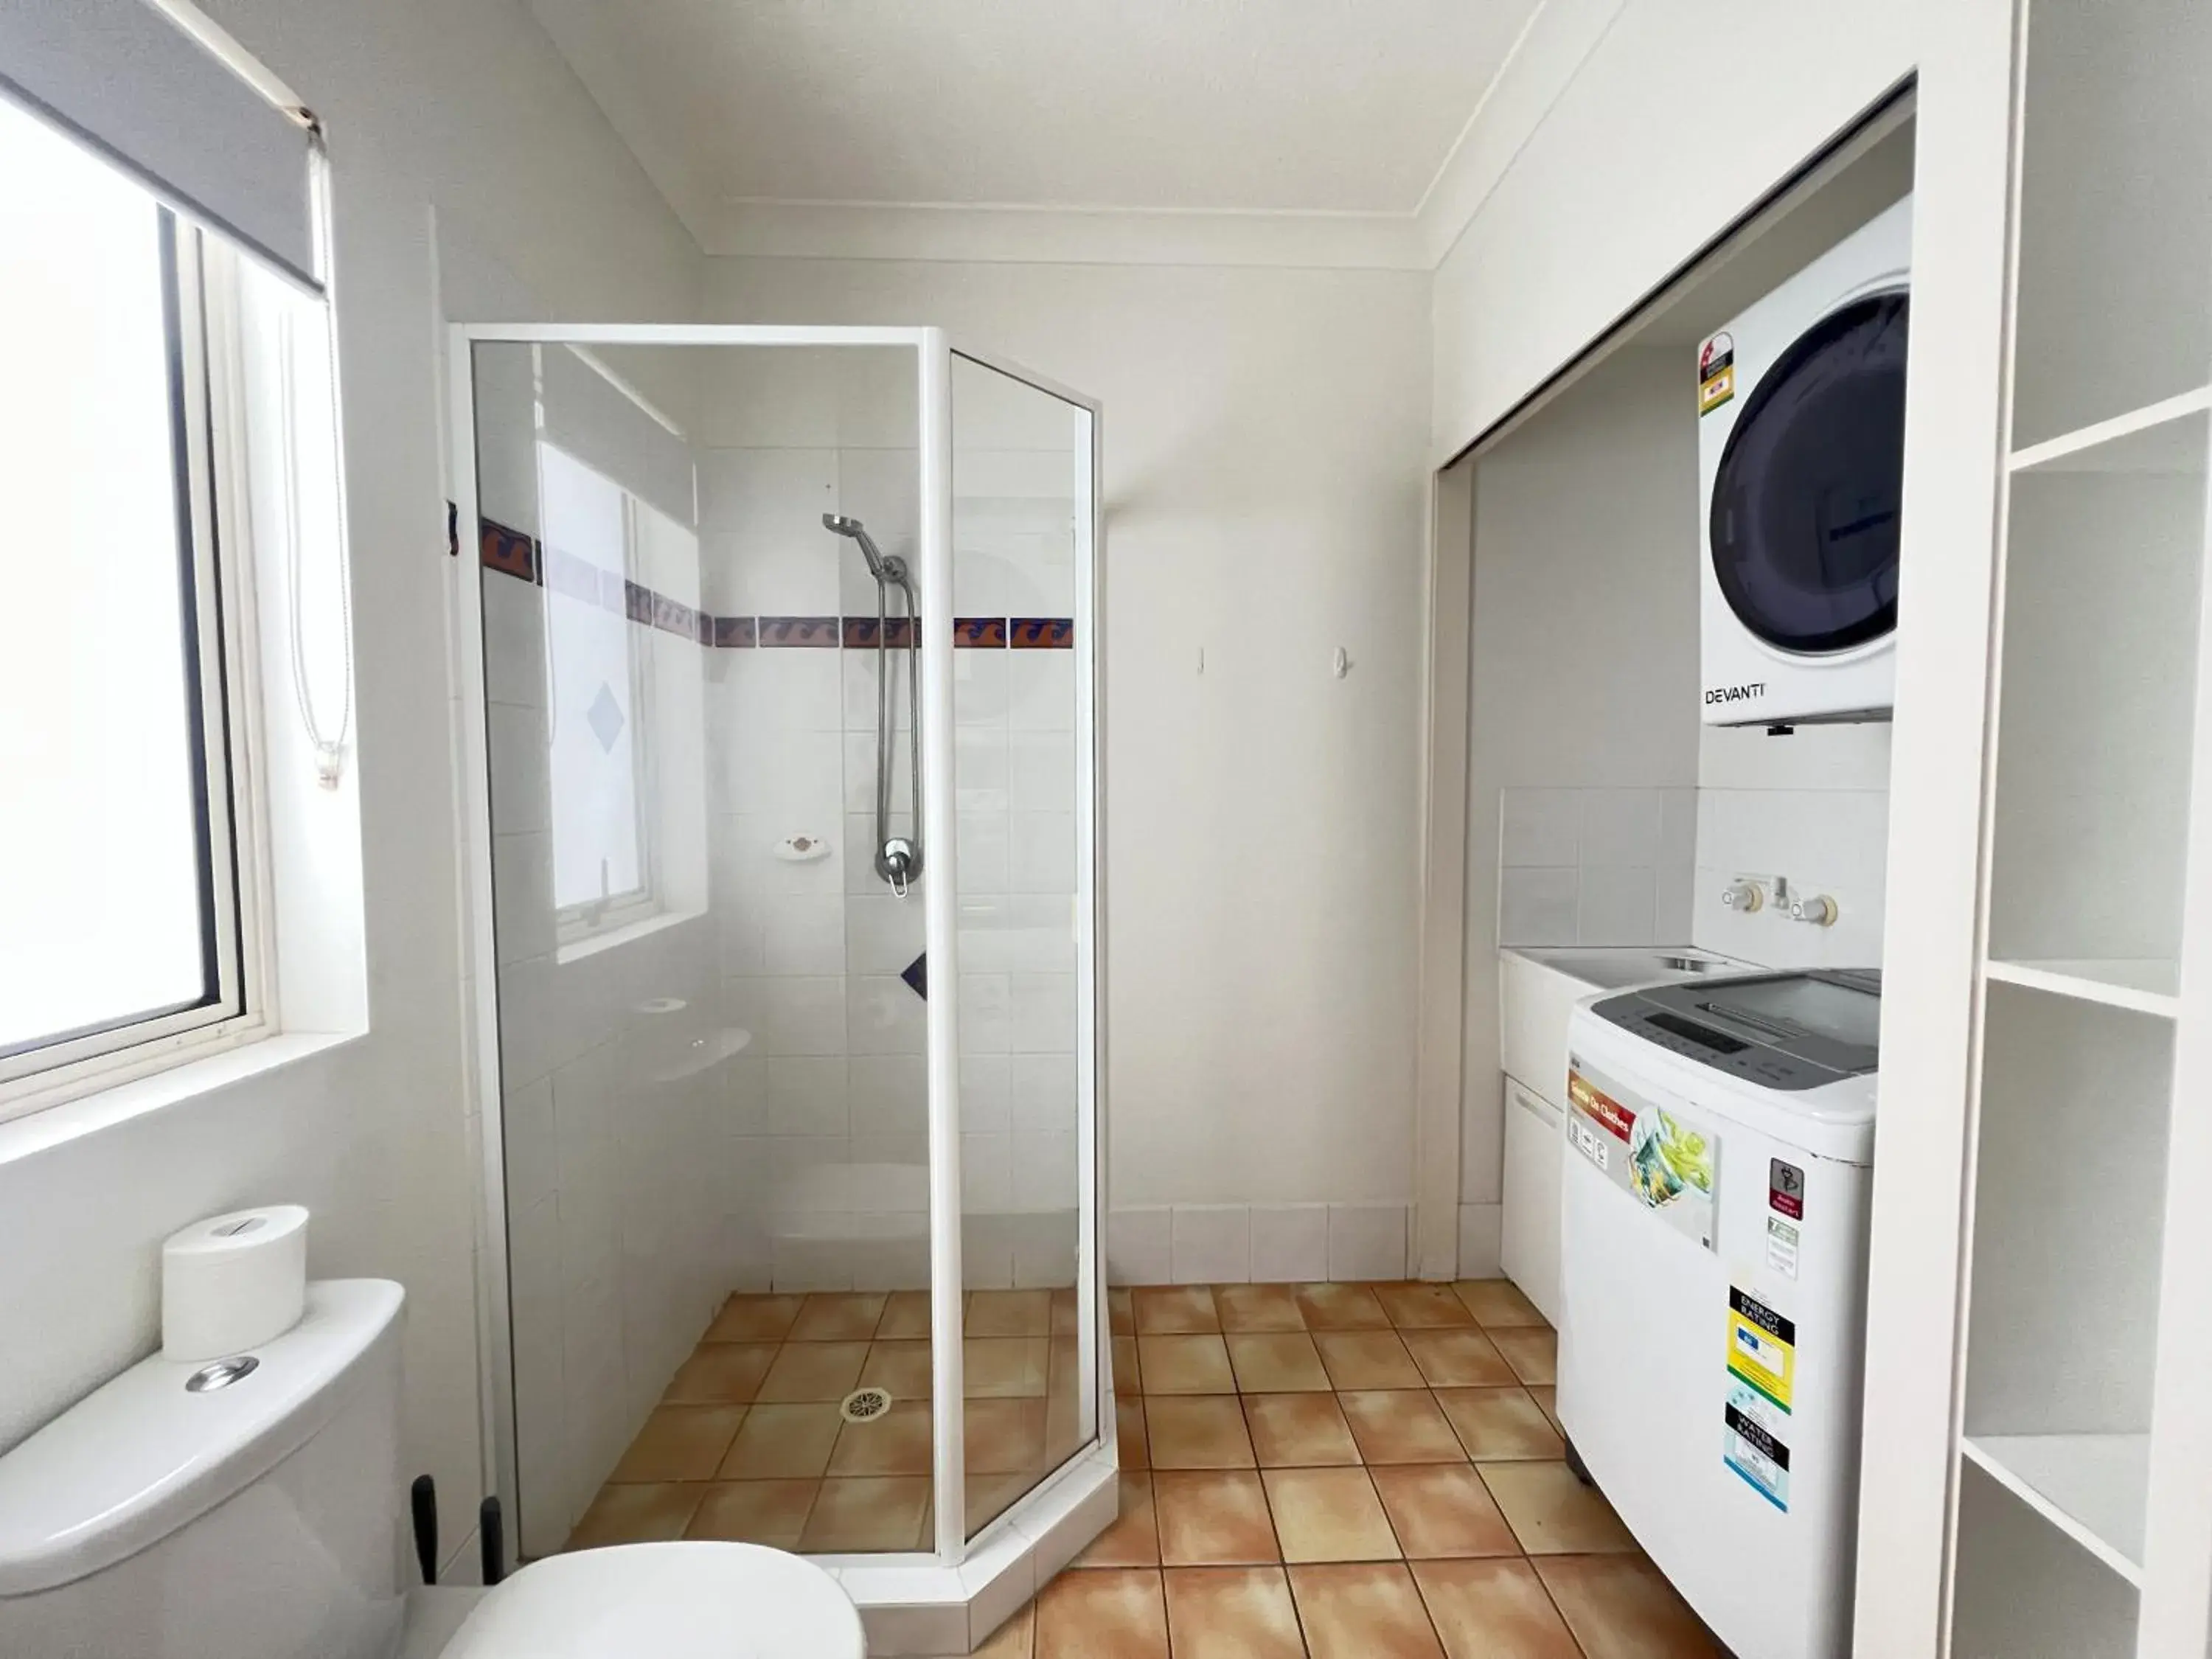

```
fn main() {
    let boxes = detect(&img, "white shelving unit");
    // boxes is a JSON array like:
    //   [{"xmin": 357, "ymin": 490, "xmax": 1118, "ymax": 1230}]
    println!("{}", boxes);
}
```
[{"xmin": 1949, "ymin": 0, "xmax": 2212, "ymax": 1652}]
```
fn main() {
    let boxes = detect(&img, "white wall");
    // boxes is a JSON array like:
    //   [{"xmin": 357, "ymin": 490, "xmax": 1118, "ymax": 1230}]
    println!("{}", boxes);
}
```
[
  {"xmin": 1459, "ymin": 346, "xmax": 1703, "ymax": 1265},
  {"xmin": 1432, "ymin": 0, "xmax": 1924, "ymax": 459},
  {"xmin": 0, "ymin": 0, "xmax": 698, "ymax": 1571},
  {"xmin": 702, "ymin": 257, "xmax": 1433, "ymax": 1267}
]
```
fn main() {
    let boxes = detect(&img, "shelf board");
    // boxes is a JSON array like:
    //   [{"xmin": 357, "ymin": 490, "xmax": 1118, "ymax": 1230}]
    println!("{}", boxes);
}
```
[
  {"xmin": 1961, "ymin": 1433, "xmax": 2147, "ymax": 1586},
  {"xmin": 1983, "ymin": 958, "xmax": 2180, "ymax": 1018},
  {"xmin": 2010, "ymin": 387, "xmax": 2211, "ymax": 475}
]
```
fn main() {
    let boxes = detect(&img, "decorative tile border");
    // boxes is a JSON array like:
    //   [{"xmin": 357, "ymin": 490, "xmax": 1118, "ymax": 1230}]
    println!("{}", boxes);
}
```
[{"xmin": 471, "ymin": 513, "xmax": 1074, "ymax": 650}]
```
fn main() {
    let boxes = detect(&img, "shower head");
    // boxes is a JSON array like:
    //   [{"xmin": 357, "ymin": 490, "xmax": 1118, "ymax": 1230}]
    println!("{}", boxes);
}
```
[{"xmin": 821, "ymin": 512, "xmax": 889, "ymax": 580}]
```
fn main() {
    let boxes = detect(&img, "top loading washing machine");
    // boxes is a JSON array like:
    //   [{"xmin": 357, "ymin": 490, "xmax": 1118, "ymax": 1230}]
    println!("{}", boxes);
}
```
[{"xmin": 1700, "ymin": 195, "xmax": 1912, "ymax": 726}]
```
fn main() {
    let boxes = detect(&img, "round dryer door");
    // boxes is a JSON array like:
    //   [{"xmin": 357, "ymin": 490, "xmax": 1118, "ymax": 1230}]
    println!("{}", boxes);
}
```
[{"xmin": 1708, "ymin": 291, "xmax": 1908, "ymax": 655}]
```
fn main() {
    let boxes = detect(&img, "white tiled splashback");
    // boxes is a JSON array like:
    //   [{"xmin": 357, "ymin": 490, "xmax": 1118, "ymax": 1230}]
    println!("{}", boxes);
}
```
[
  {"xmin": 1105, "ymin": 1204, "xmax": 1411, "ymax": 1285},
  {"xmin": 1496, "ymin": 787, "xmax": 1698, "ymax": 947}
]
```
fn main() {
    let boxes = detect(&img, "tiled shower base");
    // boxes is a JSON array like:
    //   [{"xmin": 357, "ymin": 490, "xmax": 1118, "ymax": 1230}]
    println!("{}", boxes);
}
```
[{"xmin": 565, "ymin": 1279, "xmax": 1720, "ymax": 1656}]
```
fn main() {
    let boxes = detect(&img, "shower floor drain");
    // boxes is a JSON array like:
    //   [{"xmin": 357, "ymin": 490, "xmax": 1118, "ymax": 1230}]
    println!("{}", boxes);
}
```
[{"xmin": 841, "ymin": 1386, "xmax": 894, "ymax": 1424}]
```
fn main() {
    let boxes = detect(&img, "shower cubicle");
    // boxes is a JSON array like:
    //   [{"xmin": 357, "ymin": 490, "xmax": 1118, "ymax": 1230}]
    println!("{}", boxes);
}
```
[{"xmin": 451, "ymin": 327, "xmax": 1107, "ymax": 1628}]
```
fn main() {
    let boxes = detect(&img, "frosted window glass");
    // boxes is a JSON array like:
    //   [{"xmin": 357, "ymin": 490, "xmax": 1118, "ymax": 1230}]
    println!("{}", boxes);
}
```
[
  {"xmin": 540, "ymin": 442, "xmax": 646, "ymax": 910},
  {"xmin": 0, "ymin": 98, "xmax": 214, "ymax": 1050}
]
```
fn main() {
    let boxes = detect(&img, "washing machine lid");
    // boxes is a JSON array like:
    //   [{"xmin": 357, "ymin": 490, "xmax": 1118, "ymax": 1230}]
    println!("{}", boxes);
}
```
[
  {"xmin": 1708, "ymin": 290, "xmax": 1908, "ymax": 655},
  {"xmin": 440, "ymin": 1543, "xmax": 866, "ymax": 1659},
  {"xmin": 1591, "ymin": 970, "xmax": 1881, "ymax": 1092}
]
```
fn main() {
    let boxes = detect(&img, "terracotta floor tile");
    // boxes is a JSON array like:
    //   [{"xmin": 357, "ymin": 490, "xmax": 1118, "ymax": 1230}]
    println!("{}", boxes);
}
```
[
  {"xmin": 970, "ymin": 1467, "xmax": 1036, "ymax": 1534},
  {"xmin": 1339, "ymin": 1390, "xmax": 1468, "ymax": 1464},
  {"xmin": 1535, "ymin": 1554, "xmax": 1723, "ymax": 1657},
  {"xmin": 1052, "ymin": 1287, "xmax": 1080, "ymax": 1335},
  {"xmin": 608, "ymin": 1404, "xmax": 746, "ymax": 1482},
  {"xmin": 1295, "ymin": 1282, "xmax": 1392, "ymax": 1330},
  {"xmin": 1113, "ymin": 1334, "xmax": 1142, "ymax": 1397},
  {"xmin": 1109, "ymin": 1287, "xmax": 1135, "ymax": 1336},
  {"xmin": 1163, "ymin": 1567, "xmax": 1307, "ymax": 1659},
  {"xmin": 1263, "ymin": 1467, "xmax": 1402, "ymax": 1562},
  {"xmin": 1402, "ymin": 1329, "xmax": 1517, "ymax": 1388},
  {"xmin": 1374, "ymin": 1282, "xmax": 1481, "ymax": 1329},
  {"xmin": 799, "ymin": 1475, "xmax": 931, "ymax": 1551},
  {"xmin": 1435, "ymin": 1388, "xmax": 1564, "ymax": 1461},
  {"xmin": 827, "ymin": 1399, "xmax": 934, "ymax": 1476},
  {"xmin": 1478, "ymin": 1461, "xmax": 1637, "ymax": 1555},
  {"xmin": 1214, "ymin": 1283, "xmax": 1307, "ymax": 1332},
  {"xmin": 754, "ymin": 1340, "xmax": 870, "ymax": 1402},
  {"xmin": 1288, "ymin": 1562, "xmax": 1447, "ymax": 1658},
  {"xmin": 790, "ymin": 1291, "xmax": 888, "ymax": 1342},
  {"xmin": 717, "ymin": 1402, "xmax": 845, "ymax": 1479},
  {"xmin": 967, "ymin": 1398, "xmax": 1050, "ymax": 1474},
  {"xmin": 664, "ymin": 1343, "xmax": 778, "ymax": 1404},
  {"xmin": 967, "ymin": 1337, "xmax": 1051, "ymax": 1398},
  {"xmin": 858, "ymin": 1338, "xmax": 934, "ymax": 1401},
  {"xmin": 1034, "ymin": 1566, "xmax": 1170, "ymax": 1658},
  {"xmin": 1226, "ymin": 1332, "xmax": 1332, "ymax": 1393},
  {"xmin": 1528, "ymin": 1385, "xmax": 1562, "ymax": 1431},
  {"xmin": 877, "ymin": 1289, "xmax": 934, "ymax": 1339},
  {"xmin": 684, "ymin": 1479, "xmax": 819, "ymax": 1548},
  {"xmin": 1313, "ymin": 1329, "xmax": 1425, "ymax": 1391},
  {"xmin": 1453, "ymin": 1279, "xmax": 1547, "ymax": 1329},
  {"xmin": 1117, "ymin": 1397, "xmax": 1150, "ymax": 1468},
  {"xmin": 1487, "ymin": 1326, "xmax": 1558, "ymax": 1386},
  {"xmin": 1137, "ymin": 1333, "xmax": 1236, "ymax": 1394},
  {"xmin": 1243, "ymin": 1393, "xmax": 1363, "ymax": 1467},
  {"xmin": 970, "ymin": 1288, "xmax": 1055, "ymax": 1337},
  {"xmin": 1133, "ymin": 1285, "xmax": 1220, "ymax": 1334},
  {"xmin": 1145, "ymin": 1397, "xmax": 1256, "ymax": 1469},
  {"xmin": 706, "ymin": 1293, "xmax": 805, "ymax": 1343},
  {"xmin": 1413, "ymin": 1558, "xmax": 1581, "ymax": 1658},
  {"xmin": 1152, "ymin": 1470, "xmax": 1281, "ymax": 1565},
  {"xmin": 1371, "ymin": 1464, "xmax": 1519, "ymax": 1559},
  {"xmin": 973, "ymin": 1603, "xmax": 1034, "ymax": 1658},
  {"xmin": 1074, "ymin": 1472, "xmax": 1160, "ymax": 1568},
  {"xmin": 566, "ymin": 1481, "xmax": 703, "ymax": 1549}
]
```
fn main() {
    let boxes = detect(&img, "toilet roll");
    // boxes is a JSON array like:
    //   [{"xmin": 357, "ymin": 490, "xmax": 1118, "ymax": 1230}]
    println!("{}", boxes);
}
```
[{"xmin": 161, "ymin": 1205, "xmax": 310, "ymax": 1362}]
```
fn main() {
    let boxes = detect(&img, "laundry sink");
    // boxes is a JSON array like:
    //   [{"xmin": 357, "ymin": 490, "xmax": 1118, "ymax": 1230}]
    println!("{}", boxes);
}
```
[{"xmin": 1512, "ymin": 946, "xmax": 1744, "ymax": 992}]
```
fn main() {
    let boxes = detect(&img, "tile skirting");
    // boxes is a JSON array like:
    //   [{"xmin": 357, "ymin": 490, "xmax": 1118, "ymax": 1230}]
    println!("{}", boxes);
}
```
[
  {"xmin": 1107, "ymin": 1205, "xmax": 1414, "ymax": 1287},
  {"xmin": 470, "ymin": 512, "xmax": 1074, "ymax": 650}
]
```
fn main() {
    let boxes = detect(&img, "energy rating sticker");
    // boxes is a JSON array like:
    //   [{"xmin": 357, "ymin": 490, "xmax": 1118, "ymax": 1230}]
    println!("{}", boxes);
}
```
[{"xmin": 1725, "ymin": 1285, "xmax": 1795, "ymax": 1413}]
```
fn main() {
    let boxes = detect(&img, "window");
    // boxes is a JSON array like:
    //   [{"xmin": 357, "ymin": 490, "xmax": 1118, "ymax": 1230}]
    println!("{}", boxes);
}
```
[
  {"xmin": 0, "ymin": 97, "xmax": 262, "ymax": 1108},
  {"xmin": 538, "ymin": 442, "xmax": 658, "ymax": 937}
]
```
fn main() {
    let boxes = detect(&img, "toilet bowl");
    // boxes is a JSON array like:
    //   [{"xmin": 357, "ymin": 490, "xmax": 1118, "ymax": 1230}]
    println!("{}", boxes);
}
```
[{"xmin": 0, "ymin": 1279, "xmax": 866, "ymax": 1658}]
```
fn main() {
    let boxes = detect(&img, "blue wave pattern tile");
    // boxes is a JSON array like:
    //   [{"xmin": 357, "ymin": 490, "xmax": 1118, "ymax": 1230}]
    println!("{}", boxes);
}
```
[
  {"xmin": 1009, "ymin": 617, "xmax": 1074, "ymax": 650},
  {"xmin": 956, "ymin": 616, "xmax": 1009, "ymax": 649},
  {"xmin": 757, "ymin": 616, "xmax": 841, "ymax": 648},
  {"xmin": 713, "ymin": 615, "xmax": 756, "ymax": 649},
  {"xmin": 478, "ymin": 517, "xmax": 536, "ymax": 582},
  {"xmin": 843, "ymin": 616, "xmax": 917, "ymax": 649}
]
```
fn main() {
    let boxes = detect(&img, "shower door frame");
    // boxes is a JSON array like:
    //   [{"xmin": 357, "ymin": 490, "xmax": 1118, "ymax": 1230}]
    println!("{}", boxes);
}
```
[{"xmin": 448, "ymin": 324, "xmax": 1110, "ymax": 1587}]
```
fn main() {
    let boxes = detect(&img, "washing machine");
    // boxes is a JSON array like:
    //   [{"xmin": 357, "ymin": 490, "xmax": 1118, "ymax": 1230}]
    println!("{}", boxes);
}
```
[
  {"xmin": 1700, "ymin": 195, "xmax": 1911, "ymax": 726},
  {"xmin": 1556, "ymin": 970, "xmax": 1880, "ymax": 1659}
]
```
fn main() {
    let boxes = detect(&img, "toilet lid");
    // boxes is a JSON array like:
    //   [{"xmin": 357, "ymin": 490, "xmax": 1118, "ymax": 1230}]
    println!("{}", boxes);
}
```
[{"xmin": 440, "ymin": 1543, "xmax": 866, "ymax": 1658}]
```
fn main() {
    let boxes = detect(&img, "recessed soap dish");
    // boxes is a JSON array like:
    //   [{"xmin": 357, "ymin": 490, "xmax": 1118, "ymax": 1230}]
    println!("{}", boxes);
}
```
[{"xmin": 776, "ymin": 835, "xmax": 832, "ymax": 863}]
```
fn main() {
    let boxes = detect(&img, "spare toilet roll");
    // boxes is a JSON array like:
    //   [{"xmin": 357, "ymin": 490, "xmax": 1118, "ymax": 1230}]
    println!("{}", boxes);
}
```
[{"xmin": 161, "ymin": 1205, "xmax": 310, "ymax": 1362}]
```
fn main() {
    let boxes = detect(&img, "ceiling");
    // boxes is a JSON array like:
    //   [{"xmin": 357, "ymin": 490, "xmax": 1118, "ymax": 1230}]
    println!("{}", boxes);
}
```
[{"xmin": 527, "ymin": 0, "xmax": 1545, "ymax": 250}]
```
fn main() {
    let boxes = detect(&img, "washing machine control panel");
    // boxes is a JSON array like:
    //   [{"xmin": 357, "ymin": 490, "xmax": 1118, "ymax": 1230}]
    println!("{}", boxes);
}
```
[{"xmin": 1592, "ymin": 970, "xmax": 1880, "ymax": 1091}]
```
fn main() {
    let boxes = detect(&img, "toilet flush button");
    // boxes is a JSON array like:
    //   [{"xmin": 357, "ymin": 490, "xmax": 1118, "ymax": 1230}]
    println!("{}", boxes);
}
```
[{"xmin": 185, "ymin": 1356, "xmax": 260, "ymax": 1394}]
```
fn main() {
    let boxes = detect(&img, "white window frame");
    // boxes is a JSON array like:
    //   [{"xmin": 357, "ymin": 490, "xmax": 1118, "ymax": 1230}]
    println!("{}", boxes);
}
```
[
  {"xmin": 541, "ymin": 440, "xmax": 660, "ymax": 947},
  {"xmin": 0, "ymin": 212, "xmax": 273, "ymax": 1121}
]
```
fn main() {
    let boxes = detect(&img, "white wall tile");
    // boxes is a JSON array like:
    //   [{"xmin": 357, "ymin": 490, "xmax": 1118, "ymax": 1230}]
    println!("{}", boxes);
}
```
[
  {"xmin": 1009, "ymin": 731, "xmax": 1077, "ymax": 814},
  {"xmin": 1170, "ymin": 1206, "xmax": 1251, "ymax": 1284},
  {"xmin": 1579, "ymin": 788, "xmax": 1660, "ymax": 866},
  {"xmin": 1008, "ymin": 1053, "xmax": 1077, "ymax": 1136},
  {"xmin": 846, "ymin": 894, "xmax": 925, "ymax": 976},
  {"xmin": 1499, "ymin": 787, "xmax": 1579, "ymax": 868},
  {"xmin": 957, "ymin": 809, "xmax": 1011, "ymax": 892},
  {"xmin": 954, "ymin": 726, "xmax": 1010, "ymax": 811},
  {"xmin": 962, "ymin": 1130, "xmax": 1012, "ymax": 1212},
  {"xmin": 1011, "ymin": 1211, "xmax": 1078, "ymax": 1288},
  {"xmin": 964, "ymin": 1213, "xmax": 1017, "ymax": 1290},
  {"xmin": 754, "ymin": 975, "xmax": 847, "ymax": 1055},
  {"xmin": 1248, "ymin": 1205, "xmax": 1329, "ymax": 1283},
  {"xmin": 848, "ymin": 974, "xmax": 928, "ymax": 1054},
  {"xmin": 1326, "ymin": 1204, "xmax": 1407, "ymax": 1281},
  {"xmin": 503, "ymin": 1077, "xmax": 558, "ymax": 1212},
  {"xmin": 1007, "ymin": 650, "xmax": 1074, "ymax": 731},
  {"xmin": 958, "ymin": 972, "xmax": 1012, "ymax": 1056},
  {"xmin": 485, "ymin": 701, "xmax": 551, "ymax": 835},
  {"xmin": 952, "ymin": 647, "xmax": 1009, "ymax": 726},
  {"xmin": 481, "ymin": 574, "xmax": 548, "ymax": 709},
  {"xmin": 1010, "ymin": 972, "xmax": 1077, "ymax": 1054},
  {"xmin": 1009, "ymin": 813, "xmax": 1075, "ymax": 894},
  {"xmin": 1575, "ymin": 865, "xmax": 1655, "ymax": 946},
  {"xmin": 844, "ymin": 648, "xmax": 917, "ymax": 734},
  {"xmin": 1106, "ymin": 1207, "xmax": 1172, "ymax": 1287},
  {"xmin": 1498, "ymin": 866, "xmax": 1579, "ymax": 947},
  {"xmin": 851, "ymin": 1054, "xmax": 928, "ymax": 1136},
  {"xmin": 1013, "ymin": 1130, "xmax": 1078, "ymax": 1212},
  {"xmin": 761, "ymin": 1056, "xmax": 849, "ymax": 1135},
  {"xmin": 491, "ymin": 831, "xmax": 556, "ymax": 964},
  {"xmin": 759, "ymin": 893, "xmax": 846, "ymax": 976}
]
